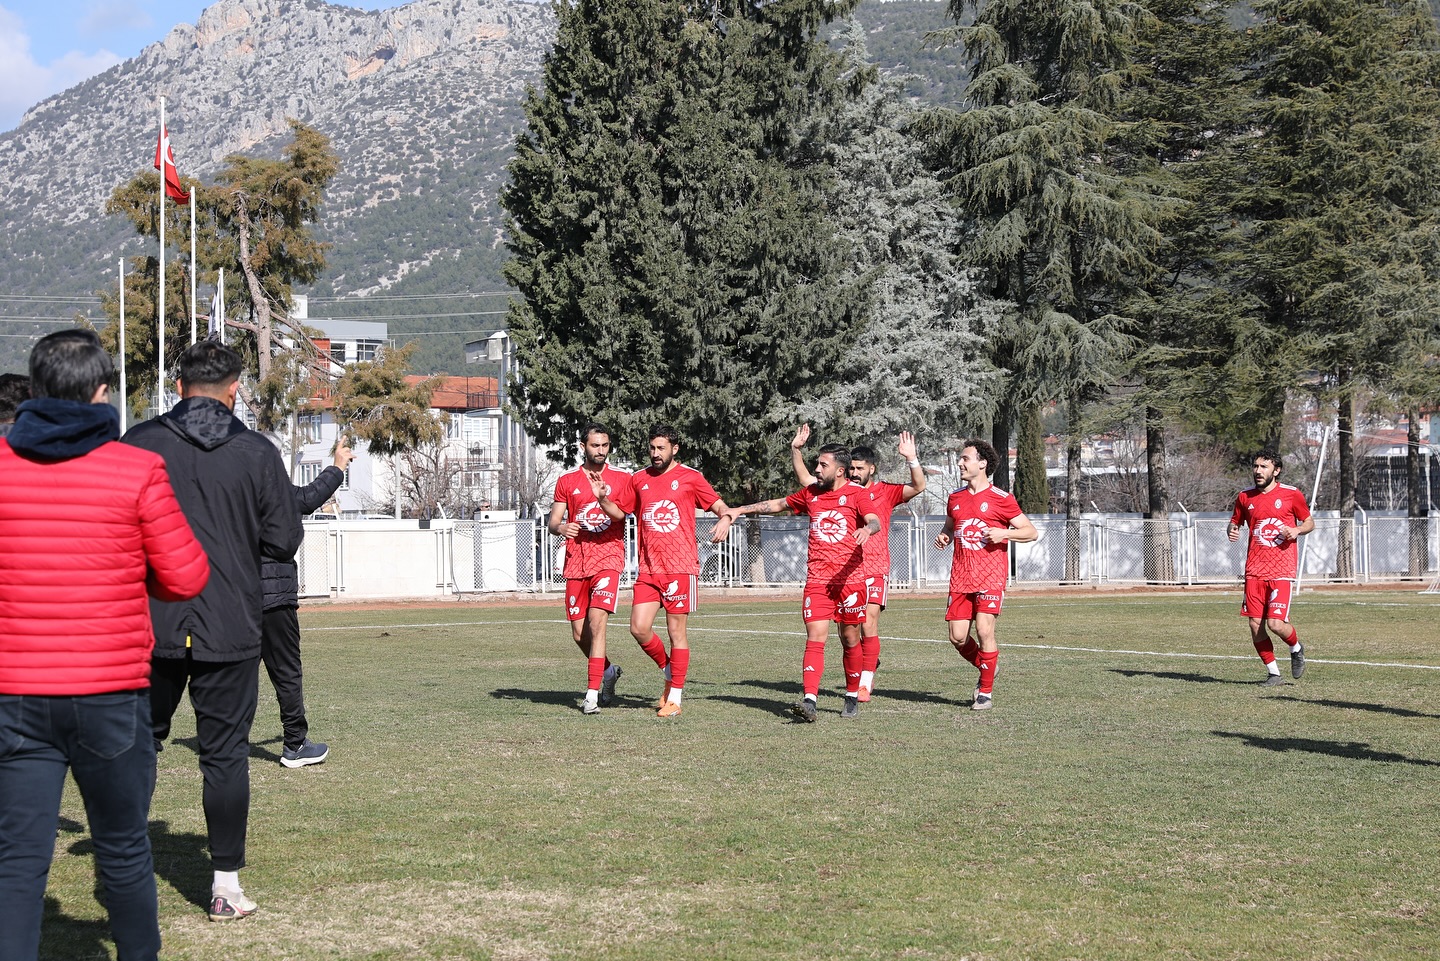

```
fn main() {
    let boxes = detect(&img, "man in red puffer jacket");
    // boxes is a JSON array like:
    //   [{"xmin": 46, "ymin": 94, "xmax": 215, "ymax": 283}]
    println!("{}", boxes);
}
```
[{"xmin": 0, "ymin": 329, "xmax": 209, "ymax": 961}]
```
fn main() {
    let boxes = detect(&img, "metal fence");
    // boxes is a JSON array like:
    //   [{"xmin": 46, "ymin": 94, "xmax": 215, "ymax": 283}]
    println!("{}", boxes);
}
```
[{"xmin": 295, "ymin": 510, "xmax": 1440, "ymax": 599}]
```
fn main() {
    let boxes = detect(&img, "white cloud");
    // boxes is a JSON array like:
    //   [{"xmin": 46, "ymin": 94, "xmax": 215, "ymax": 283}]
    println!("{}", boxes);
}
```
[
  {"xmin": 80, "ymin": 0, "xmax": 152, "ymax": 38},
  {"xmin": 0, "ymin": 6, "xmax": 121, "ymax": 132}
]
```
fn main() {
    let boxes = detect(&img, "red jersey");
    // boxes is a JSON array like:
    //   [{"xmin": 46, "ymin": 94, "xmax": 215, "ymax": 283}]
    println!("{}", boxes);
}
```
[
  {"xmin": 553, "ymin": 464, "xmax": 636, "ymax": 579},
  {"xmin": 1230, "ymin": 483, "xmax": 1311, "ymax": 580},
  {"xmin": 786, "ymin": 481, "xmax": 872, "ymax": 584},
  {"xmin": 857, "ymin": 480, "xmax": 907, "ymax": 578},
  {"xmin": 946, "ymin": 485, "xmax": 1023, "ymax": 595},
  {"xmin": 629, "ymin": 463, "xmax": 721, "ymax": 576}
]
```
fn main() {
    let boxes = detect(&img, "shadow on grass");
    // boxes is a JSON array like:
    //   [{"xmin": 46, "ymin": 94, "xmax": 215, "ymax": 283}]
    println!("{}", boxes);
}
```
[
  {"xmin": 39, "ymin": 894, "xmax": 113, "ymax": 961},
  {"xmin": 147, "ymin": 820, "xmax": 213, "ymax": 910},
  {"xmin": 1212, "ymin": 730, "xmax": 1440, "ymax": 767},
  {"xmin": 1275, "ymin": 695, "xmax": 1440, "ymax": 720},
  {"xmin": 1110, "ymin": 669, "xmax": 1252, "ymax": 686},
  {"xmin": 489, "ymin": 687, "xmax": 584, "ymax": 707},
  {"xmin": 168, "ymin": 734, "xmax": 281, "ymax": 764},
  {"xmin": 714, "ymin": 679, "xmax": 968, "ymax": 712}
]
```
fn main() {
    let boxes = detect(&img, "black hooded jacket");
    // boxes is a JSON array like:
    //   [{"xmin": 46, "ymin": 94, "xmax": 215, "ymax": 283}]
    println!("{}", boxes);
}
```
[
  {"xmin": 262, "ymin": 465, "xmax": 345, "ymax": 611},
  {"xmin": 124, "ymin": 396, "xmax": 302, "ymax": 660}
]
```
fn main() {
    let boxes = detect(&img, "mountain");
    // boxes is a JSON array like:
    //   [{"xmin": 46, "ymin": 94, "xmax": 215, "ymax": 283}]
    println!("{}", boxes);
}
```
[{"xmin": 0, "ymin": 0, "xmax": 964, "ymax": 375}]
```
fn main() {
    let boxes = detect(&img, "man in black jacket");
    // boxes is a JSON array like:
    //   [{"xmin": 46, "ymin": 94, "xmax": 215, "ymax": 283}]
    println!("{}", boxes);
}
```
[
  {"xmin": 262, "ymin": 441, "xmax": 353, "ymax": 767},
  {"xmin": 123, "ymin": 340, "xmax": 302, "ymax": 922}
]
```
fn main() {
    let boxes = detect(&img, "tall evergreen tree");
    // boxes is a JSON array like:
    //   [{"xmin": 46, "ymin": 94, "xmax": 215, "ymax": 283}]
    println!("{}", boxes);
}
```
[
  {"xmin": 502, "ymin": 0, "xmax": 864, "ymax": 500},
  {"xmin": 1233, "ymin": 0, "xmax": 1440, "ymax": 572},
  {"xmin": 920, "ymin": 0, "xmax": 1167, "ymax": 577},
  {"xmin": 798, "ymin": 20, "xmax": 1003, "ymax": 452}
]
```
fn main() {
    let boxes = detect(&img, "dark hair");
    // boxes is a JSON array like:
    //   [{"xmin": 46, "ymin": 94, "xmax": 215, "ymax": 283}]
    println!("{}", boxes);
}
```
[
  {"xmin": 176, "ymin": 340, "xmax": 243, "ymax": 387},
  {"xmin": 1254, "ymin": 449, "xmax": 1283, "ymax": 472},
  {"xmin": 581, "ymin": 422, "xmax": 611, "ymax": 444},
  {"xmin": 0, "ymin": 372, "xmax": 30, "ymax": 421},
  {"xmin": 850, "ymin": 444, "xmax": 877, "ymax": 466},
  {"xmin": 649, "ymin": 424, "xmax": 681, "ymax": 448},
  {"xmin": 818, "ymin": 443, "xmax": 852, "ymax": 472},
  {"xmin": 28, "ymin": 330, "xmax": 113, "ymax": 404},
  {"xmin": 965, "ymin": 437, "xmax": 999, "ymax": 477}
]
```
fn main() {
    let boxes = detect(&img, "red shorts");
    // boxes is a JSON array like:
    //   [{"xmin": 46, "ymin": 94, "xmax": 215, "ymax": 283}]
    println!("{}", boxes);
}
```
[
  {"xmin": 946, "ymin": 590, "xmax": 1005, "ymax": 621},
  {"xmin": 1241, "ymin": 577, "xmax": 1293, "ymax": 621},
  {"xmin": 864, "ymin": 575, "xmax": 888, "ymax": 610},
  {"xmin": 563, "ymin": 570, "xmax": 621, "ymax": 621},
  {"xmin": 633, "ymin": 573, "xmax": 698, "ymax": 615},
  {"xmin": 802, "ymin": 581, "xmax": 867, "ymax": 625}
]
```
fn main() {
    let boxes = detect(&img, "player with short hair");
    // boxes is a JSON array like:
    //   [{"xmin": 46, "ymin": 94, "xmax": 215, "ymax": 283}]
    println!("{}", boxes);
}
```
[
  {"xmin": 933, "ymin": 438, "xmax": 1037, "ymax": 711},
  {"xmin": 1227, "ymin": 450, "xmax": 1313, "ymax": 685},
  {"xmin": 724, "ymin": 444, "xmax": 881, "ymax": 721},
  {"xmin": 791, "ymin": 425, "xmax": 926, "ymax": 701},
  {"xmin": 602, "ymin": 425, "xmax": 733, "ymax": 717},
  {"xmin": 547, "ymin": 424, "xmax": 636, "ymax": 714}
]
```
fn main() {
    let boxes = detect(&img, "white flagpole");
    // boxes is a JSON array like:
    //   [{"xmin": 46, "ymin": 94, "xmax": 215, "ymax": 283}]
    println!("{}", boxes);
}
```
[
  {"xmin": 218, "ymin": 268, "xmax": 226, "ymax": 344},
  {"xmin": 158, "ymin": 96, "xmax": 166, "ymax": 416},
  {"xmin": 118, "ymin": 258, "xmax": 127, "ymax": 435},
  {"xmin": 189, "ymin": 192, "xmax": 197, "ymax": 345}
]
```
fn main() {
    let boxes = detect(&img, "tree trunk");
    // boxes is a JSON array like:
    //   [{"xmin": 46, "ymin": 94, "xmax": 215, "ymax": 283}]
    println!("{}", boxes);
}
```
[
  {"xmin": 991, "ymin": 393, "xmax": 1014, "ymax": 493},
  {"xmin": 1336, "ymin": 376, "xmax": 1356, "ymax": 579},
  {"xmin": 234, "ymin": 193, "xmax": 273, "ymax": 381},
  {"xmin": 1408, "ymin": 409, "xmax": 1428, "ymax": 578},
  {"xmin": 1144, "ymin": 404, "xmax": 1175, "ymax": 583},
  {"xmin": 1064, "ymin": 392, "xmax": 1083, "ymax": 583}
]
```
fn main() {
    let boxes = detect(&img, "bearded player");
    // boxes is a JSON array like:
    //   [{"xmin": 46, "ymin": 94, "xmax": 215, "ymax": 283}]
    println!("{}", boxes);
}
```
[
  {"xmin": 597, "ymin": 425, "xmax": 733, "ymax": 717},
  {"xmin": 790, "ymin": 425, "xmax": 926, "ymax": 702},
  {"xmin": 547, "ymin": 424, "xmax": 636, "ymax": 714},
  {"xmin": 934, "ymin": 439, "xmax": 1037, "ymax": 711},
  {"xmin": 725, "ymin": 444, "xmax": 881, "ymax": 722},
  {"xmin": 1227, "ymin": 449, "xmax": 1313, "ymax": 685}
]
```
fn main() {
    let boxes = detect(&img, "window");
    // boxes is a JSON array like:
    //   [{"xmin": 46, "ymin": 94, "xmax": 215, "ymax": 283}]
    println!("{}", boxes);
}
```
[
  {"xmin": 330, "ymin": 343, "xmax": 348, "ymax": 365},
  {"xmin": 298, "ymin": 412, "xmax": 323, "ymax": 444},
  {"xmin": 355, "ymin": 339, "xmax": 382, "ymax": 362},
  {"xmin": 299, "ymin": 462, "xmax": 323, "ymax": 484}
]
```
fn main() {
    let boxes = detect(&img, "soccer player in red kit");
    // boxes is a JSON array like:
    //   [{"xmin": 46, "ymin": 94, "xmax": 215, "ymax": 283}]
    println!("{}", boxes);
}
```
[
  {"xmin": 547, "ymin": 424, "xmax": 636, "ymax": 714},
  {"xmin": 602, "ymin": 425, "xmax": 733, "ymax": 717},
  {"xmin": 1228, "ymin": 449, "xmax": 1314, "ymax": 685},
  {"xmin": 790, "ymin": 425, "xmax": 926, "ymax": 702},
  {"xmin": 725, "ymin": 444, "xmax": 881, "ymax": 722},
  {"xmin": 934, "ymin": 438, "xmax": 1037, "ymax": 711}
]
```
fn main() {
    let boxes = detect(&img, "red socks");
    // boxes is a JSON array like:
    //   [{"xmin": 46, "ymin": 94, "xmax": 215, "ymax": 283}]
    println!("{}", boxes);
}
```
[
  {"xmin": 638, "ymin": 633, "xmax": 669, "ymax": 669},
  {"xmin": 860, "ymin": 634, "xmax": 880, "ymax": 674},
  {"xmin": 802, "ymin": 640, "xmax": 826, "ymax": 697},
  {"xmin": 958, "ymin": 637, "xmax": 981, "ymax": 667},
  {"xmin": 842, "ymin": 644, "xmax": 862, "ymax": 694},
  {"xmin": 1253, "ymin": 637, "xmax": 1276, "ymax": 664},
  {"xmin": 669, "ymin": 647, "xmax": 690, "ymax": 690},
  {"xmin": 977, "ymin": 650, "xmax": 999, "ymax": 695},
  {"xmin": 587, "ymin": 656, "xmax": 605, "ymax": 691}
]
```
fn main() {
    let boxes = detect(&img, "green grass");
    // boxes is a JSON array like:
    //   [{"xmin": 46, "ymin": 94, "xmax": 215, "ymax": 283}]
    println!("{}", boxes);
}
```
[{"xmin": 39, "ymin": 589, "xmax": 1440, "ymax": 960}]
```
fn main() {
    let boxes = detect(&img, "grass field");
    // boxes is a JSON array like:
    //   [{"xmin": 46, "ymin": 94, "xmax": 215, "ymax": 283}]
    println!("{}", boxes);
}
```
[{"xmin": 37, "ymin": 589, "xmax": 1440, "ymax": 960}]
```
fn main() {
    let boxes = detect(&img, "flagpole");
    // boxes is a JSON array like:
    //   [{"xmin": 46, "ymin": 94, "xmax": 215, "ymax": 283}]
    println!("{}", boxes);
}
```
[
  {"xmin": 218, "ymin": 268, "xmax": 226, "ymax": 344},
  {"xmin": 158, "ymin": 96, "xmax": 166, "ymax": 416},
  {"xmin": 189, "ymin": 192, "xmax": 197, "ymax": 345},
  {"xmin": 118, "ymin": 258, "xmax": 127, "ymax": 435}
]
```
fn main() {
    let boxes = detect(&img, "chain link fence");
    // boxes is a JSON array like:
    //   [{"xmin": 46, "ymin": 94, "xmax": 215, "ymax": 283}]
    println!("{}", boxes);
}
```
[{"xmin": 293, "ymin": 510, "xmax": 1440, "ymax": 599}]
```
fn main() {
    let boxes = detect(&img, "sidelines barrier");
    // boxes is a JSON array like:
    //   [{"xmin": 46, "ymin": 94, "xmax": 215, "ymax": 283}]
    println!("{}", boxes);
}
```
[{"xmin": 295, "ymin": 510, "xmax": 1440, "ymax": 600}]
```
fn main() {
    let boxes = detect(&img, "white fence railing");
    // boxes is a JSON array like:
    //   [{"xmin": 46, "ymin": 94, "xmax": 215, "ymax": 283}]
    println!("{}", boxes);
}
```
[{"xmin": 295, "ymin": 511, "xmax": 1440, "ymax": 600}]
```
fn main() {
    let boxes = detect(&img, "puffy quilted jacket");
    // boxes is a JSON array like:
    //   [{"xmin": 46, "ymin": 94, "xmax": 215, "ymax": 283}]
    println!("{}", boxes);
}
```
[{"xmin": 0, "ymin": 398, "xmax": 210, "ymax": 695}]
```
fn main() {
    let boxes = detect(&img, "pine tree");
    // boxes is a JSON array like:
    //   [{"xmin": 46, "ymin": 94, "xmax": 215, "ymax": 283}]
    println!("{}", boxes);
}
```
[
  {"xmin": 798, "ymin": 19, "xmax": 1002, "ymax": 454},
  {"xmin": 501, "ymin": 0, "xmax": 864, "ymax": 500}
]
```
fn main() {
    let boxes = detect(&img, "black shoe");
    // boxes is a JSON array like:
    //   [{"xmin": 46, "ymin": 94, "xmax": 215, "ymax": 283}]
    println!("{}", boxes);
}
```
[
  {"xmin": 280, "ymin": 739, "xmax": 328, "ymax": 768},
  {"xmin": 1261, "ymin": 673, "xmax": 1286, "ymax": 686},
  {"xmin": 791, "ymin": 699, "xmax": 817, "ymax": 723},
  {"xmin": 841, "ymin": 695, "xmax": 859, "ymax": 720},
  {"xmin": 1291, "ymin": 646, "xmax": 1306, "ymax": 679}
]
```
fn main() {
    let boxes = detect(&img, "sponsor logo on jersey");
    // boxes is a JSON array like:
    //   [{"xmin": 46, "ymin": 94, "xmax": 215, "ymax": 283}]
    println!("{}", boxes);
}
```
[
  {"xmin": 813, "ymin": 510, "xmax": 849, "ymax": 544},
  {"xmin": 594, "ymin": 576, "xmax": 611, "ymax": 592},
  {"xmin": 644, "ymin": 499, "xmax": 681, "ymax": 534},
  {"xmin": 958, "ymin": 519, "xmax": 989, "ymax": 550},
  {"xmin": 844, "ymin": 591, "xmax": 860, "ymax": 607},
  {"xmin": 577, "ymin": 503, "xmax": 613, "ymax": 533},
  {"xmin": 1254, "ymin": 518, "xmax": 1287, "ymax": 548}
]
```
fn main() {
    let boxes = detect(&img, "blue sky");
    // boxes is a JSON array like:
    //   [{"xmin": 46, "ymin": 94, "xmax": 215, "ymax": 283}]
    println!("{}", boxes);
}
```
[{"xmin": 0, "ymin": 0, "xmax": 393, "ymax": 132}]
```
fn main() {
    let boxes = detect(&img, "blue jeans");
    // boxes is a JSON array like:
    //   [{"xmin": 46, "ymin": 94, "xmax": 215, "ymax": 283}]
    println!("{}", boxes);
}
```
[{"xmin": 0, "ymin": 689, "xmax": 160, "ymax": 961}]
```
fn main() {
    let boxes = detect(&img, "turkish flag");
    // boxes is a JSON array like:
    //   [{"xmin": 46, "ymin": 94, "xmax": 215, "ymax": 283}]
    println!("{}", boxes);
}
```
[{"xmin": 154, "ymin": 126, "xmax": 190, "ymax": 204}]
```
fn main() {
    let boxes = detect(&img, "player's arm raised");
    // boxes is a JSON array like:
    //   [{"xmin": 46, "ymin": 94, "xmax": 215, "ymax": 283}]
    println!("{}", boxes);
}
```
[
  {"xmin": 590, "ymin": 471, "xmax": 627, "ymax": 523},
  {"xmin": 790, "ymin": 424, "xmax": 816, "ymax": 487},
  {"xmin": 898, "ymin": 430, "xmax": 926, "ymax": 501},
  {"xmin": 723, "ymin": 496, "xmax": 791, "ymax": 522}
]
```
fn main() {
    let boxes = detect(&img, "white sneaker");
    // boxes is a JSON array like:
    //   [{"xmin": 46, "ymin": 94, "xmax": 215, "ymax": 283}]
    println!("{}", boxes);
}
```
[
  {"xmin": 582, "ymin": 693, "xmax": 600, "ymax": 715},
  {"xmin": 600, "ymin": 664, "xmax": 622, "ymax": 706},
  {"xmin": 208, "ymin": 887, "xmax": 257, "ymax": 921}
]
